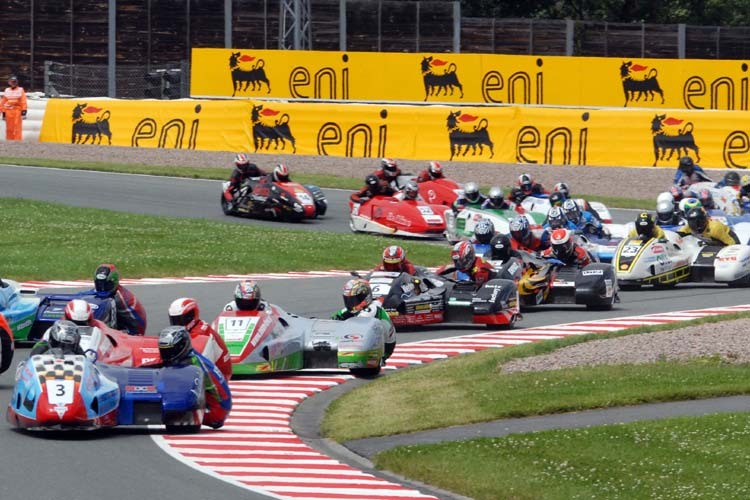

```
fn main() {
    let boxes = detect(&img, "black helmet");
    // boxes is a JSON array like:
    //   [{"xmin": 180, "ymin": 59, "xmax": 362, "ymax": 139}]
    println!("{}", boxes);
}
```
[
  {"xmin": 679, "ymin": 156, "xmax": 695, "ymax": 174},
  {"xmin": 549, "ymin": 191, "xmax": 566, "ymax": 207},
  {"xmin": 474, "ymin": 218, "xmax": 495, "ymax": 244},
  {"xmin": 158, "ymin": 326, "xmax": 192, "ymax": 365},
  {"xmin": 509, "ymin": 187, "xmax": 524, "ymax": 203},
  {"xmin": 48, "ymin": 320, "xmax": 81, "ymax": 352},
  {"xmin": 724, "ymin": 171, "xmax": 740, "ymax": 187},
  {"xmin": 489, "ymin": 233, "xmax": 513, "ymax": 261},
  {"xmin": 686, "ymin": 206, "xmax": 708, "ymax": 233},
  {"xmin": 635, "ymin": 212, "xmax": 655, "ymax": 239},
  {"xmin": 365, "ymin": 174, "xmax": 380, "ymax": 190},
  {"xmin": 94, "ymin": 264, "xmax": 119, "ymax": 294}
]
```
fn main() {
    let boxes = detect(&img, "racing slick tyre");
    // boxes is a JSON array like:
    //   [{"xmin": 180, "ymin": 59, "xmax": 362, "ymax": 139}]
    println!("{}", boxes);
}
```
[
  {"xmin": 165, "ymin": 424, "xmax": 202, "ymax": 434},
  {"xmin": 0, "ymin": 327, "xmax": 13, "ymax": 375},
  {"xmin": 350, "ymin": 366, "xmax": 381, "ymax": 378},
  {"xmin": 619, "ymin": 283, "xmax": 641, "ymax": 291},
  {"xmin": 220, "ymin": 195, "xmax": 234, "ymax": 215}
]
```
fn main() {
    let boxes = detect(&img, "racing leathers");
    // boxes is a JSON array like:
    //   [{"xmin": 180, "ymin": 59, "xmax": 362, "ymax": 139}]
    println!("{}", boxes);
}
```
[
  {"xmin": 187, "ymin": 319, "xmax": 232, "ymax": 381},
  {"xmin": 452, "ymin": 194, "xmax": 488, "ymax": 212},
  {"xmin": 373, "ymin": 167, "xmax": 403, "ymax": 189},
  {"xmin": 541, "ymin": 244, "xmax": 594, "ymax": 268},
  {"xmin": 438, "ymin": 257, "xmax": 497, "ymax": 287},
  {"xmin": 93, "ymin": 285, "xmax": 147, "ymax": 336},
  {"xmin": 332, "ymin": 301, "xmax": 396, "ymax": 361},
  {"xmin": 673, "ymin": 165, "xmax": 711, "ymax": 187},
  {"xmin": 511, "ymin": 232, "xmax": 551, "ymax": 254},
  {"xmin": 416, "ymin": 169, "xmax": 441, "ymax": 183},
  {"xmin": 180, "ymin": 350, "xmax": 232, "ymax": 429},
  {"xmin": 373, "ymin": 259, "xmax": 418, "ymax": 276},
  {"xmin": 1, "ymin": 84, "xmax": 27, "ymax": 141},
  {"xmin": 628, "ymin": 225, "xmax": 666, "ymax": 240},
  {"xmin": 677, "ymin": 220, "xmax": 740, "ymax": 246},
  {"xmin": 224, "ymin": 164, "xmax": 268, "ymax": 201},
  {"xmin": 481, "ymin": 198, "xmax": 513, "ymax": 210},
  {"xmin": 350, "ymin": 180, "xmax": 396, "ymax": 203}
]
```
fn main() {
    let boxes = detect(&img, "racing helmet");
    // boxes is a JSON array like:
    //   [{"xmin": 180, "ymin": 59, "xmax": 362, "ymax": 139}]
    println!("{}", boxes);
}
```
[
  {"xmin": 8, "ymin": 75, "xmax": 18, "ymax": 86},
  {"xmin": 63, "ymin": 299, "xmax": 93, "ymax": 326},
  {"xmin": 550, "ymin": 228, "xmax": 575, "ymax": 260},
  {"xmin": 464, "ymin": 182, "xmax": 480, "ymax": 204},
  {"xmin": 342, "ymin": 278, "xmax": 372, "ymax": 313},
  {"xmin": 451, "ymin": 240, "xmax": 476, "ymax": 272},
  {"xmin": 547, "ymin": 206, "xmax": 567, "ymax": 229},
  {"xmin": 680, "ymin": 197, "xmax": 701, "ymax": 216},
  {"xmin": 509, "ymin": 186, "xmax": 524, "ymax": 203},
  {"xmin": 158, "ymin": 326, "xmax": 192, "ymax": 365},
  {"xmin": 686, "ymin": 206, "xmax": 709, "ymax": 233},
  {"xmin": 489, "ymin": 233, "xmax": 513, "ymax": 262},
  {"xmin": 678, "ymin": 156, "xmax": 695, "ymax": 175},
  {"xmin": 403, "ymin": 180, "xmax": 419, "ymax": 200},
  {"xmin": 48, "ymin": 320, "xmax": 81, "ymax": 352},
  {"xmin": 562, "ymin": 199, "xmax": 581, "ymax": 225},
  {"xmin": 428, "ymin": 161, "xmax": 443, "ymax": 178},
  {"xmin": 168, "ymin": 297, "xmax": 200, "ymax": 331},
  {"xmin": 365, "ymin": 173, "xmax": 380, "ymax": 190},
  {"xmin": 509, "ymin": 216, "xmax": 530, "ymax": 243},
  {"xmin": 380, "ymin": 158, "xmax": 399, "ymax": 178},
  {"xmin": 635, "ymin": 212, "xmax": 656, "ymax": 239},
  {"xmin": 742, "ymin": 175, "xmax": 750, "ymax": 189},
  {"xmin": 94, "ymin": 264, "xmax": 119, "ymax": 295},
  {"xmin": 487, "ymin": 186, "xmax": 504, "ymax": 207},
  {"xmin": 553, "ymin": 182, "xmax": 570, "ymax": 198},
  {"xmin": 698, "ymin": 188, "xmax": 714, "ymax": 208},
  {"xmin": 273, "ymin": 164, "xmax": 290, "ymax": 182},
  {"xmin": 549, "ymin": 191, "xmax": 566, "ymax": 207},
  {"xmin": 656, "ymin": 192, "xmax": 676, "ymax": 224},
  {"xmin": 474, "ymin": 218, "xmax": 495, "ymax": 244},
  {"xmin": 234, "ymin": 280, "xmax": 262, "ymax": 311},
  {"xmin": 724, "ymin": 171, "xmax": 741, "ymax": 187},
  {"xmin": 518, "ymin": 173, "xmax": 533, "ymax": 193},
  {"xmin": 234, "ymin": 153, "xmax": 250, "ymax": 173},
  {"xmin": 382, "ymin": 245, "xmax": 407, "ymax": 272}
]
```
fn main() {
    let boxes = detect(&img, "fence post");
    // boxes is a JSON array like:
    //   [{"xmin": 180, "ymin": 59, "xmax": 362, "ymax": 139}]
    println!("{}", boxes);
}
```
[
  {"xmin": 678, "ymin": 23, "xmax": 686, "ymax": 59},
  {"xmin": 339, "ymin": 0, "xmax": 347, "ymax": 51},
  {"xmin": 528, "ymin": 18, "xmax": 533, "ymax": 54},
  {"xmin": 453, "ymin": 1, "xmax": 460, "ymax": 53},
  {"xmin": 415, "ymin": 1, "xmax": 420, "ymax": 52},
  {"xmin": 224, "ymin": 0, "xmax": 232, "ymax": 48},
  {"xmin": 565, "ymin": 19, "xmax": 574, "ymax": 56},
  {"xmin": 108, "ymin": 0, "xmax": 116, "ymax": 97},
  {"xmin": 641, "ymin": 21, "xmax": 645, "ymax": 58}
]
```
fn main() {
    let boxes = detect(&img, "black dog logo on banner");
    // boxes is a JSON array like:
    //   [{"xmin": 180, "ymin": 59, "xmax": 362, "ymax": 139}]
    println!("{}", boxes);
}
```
[
  {"xmin": 651, "ymin": 114, "xmax": 700, "ymax": 166},
  {"xmin": 446, "ymin": 110, "xmax": 494, "ymax": 160},
  {"xmin": 621, "ymin": 61, "xmax": 665, "ymax": 107},
  {"xmin": 230, "ymin": 52, "xmax": 271, "ymax": 97},
  {"xmin": 71, "ymin": 103, "xmax": 112, "ymax": 145},
  {"xmin": 421, "ymin": 56, "xmax": 464, "ymax": 101},
  {"xmin": 250, "ymin": 104, "xmax": 296, "ymax": 153}
]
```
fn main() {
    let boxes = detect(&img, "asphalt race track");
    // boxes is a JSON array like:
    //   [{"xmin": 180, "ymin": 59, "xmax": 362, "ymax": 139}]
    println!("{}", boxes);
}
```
[{"xmin": 2, "ymin": 165, "xmax": 749, "ymax": 499}]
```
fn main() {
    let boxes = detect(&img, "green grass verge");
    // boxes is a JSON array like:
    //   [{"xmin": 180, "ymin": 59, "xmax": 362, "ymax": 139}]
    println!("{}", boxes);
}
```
[
  {"xmin": 0, "ymin": 156, "xmax": 650, "ymax": 208},
  {"xmin": 0, "ymin": 198, "xmax": 447, "ymax": 280},
  {"xmin": 322, "ymin": 312, "xmax": 750, "ymax": 442},
  {"xmin": 375, "ymin": 412, "xmax": 750, "ymax": 500}
]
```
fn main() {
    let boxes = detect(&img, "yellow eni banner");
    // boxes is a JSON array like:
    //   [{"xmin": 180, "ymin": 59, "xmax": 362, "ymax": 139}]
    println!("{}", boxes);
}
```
[
  {"xmin": 192, "ymin": 48, "xmax": 750, "ymax": 111},
  {"xmin": 39, "ymin": 98, "xmax": 750, "ymax": 170}
]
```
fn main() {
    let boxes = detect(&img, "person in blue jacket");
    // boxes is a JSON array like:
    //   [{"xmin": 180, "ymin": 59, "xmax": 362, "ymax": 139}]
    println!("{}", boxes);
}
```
[{"xmin": 673, "ymin": 156, "xmax": 711, "ymax": 187}]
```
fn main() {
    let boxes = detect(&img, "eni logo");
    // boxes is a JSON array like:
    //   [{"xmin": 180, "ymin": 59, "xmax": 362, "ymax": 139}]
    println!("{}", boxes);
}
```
[
  {"xmin": 317, "ymin": 108, "xmax": 388, "ymax": 158},
  {"xmin": 482, "ymin": 58, "xmax": 545, "ymax": 105},
  {"xmin": 289, "ymin": 53, "xmax": 350, "ymax": 99},
  {"xmin": 131, "ymin": 104, "xmax": 201, "ymax": 149},
  {"xmin": 516, "ymin": 112, "xmax": 590, "ymax": 165}
]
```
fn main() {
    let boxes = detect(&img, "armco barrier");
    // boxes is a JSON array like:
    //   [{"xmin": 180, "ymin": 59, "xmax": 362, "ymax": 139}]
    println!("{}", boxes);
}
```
[
  {"xmin": 39, "ymin": 97, "xmax": 750, "ymax": 169},
  {"xmin": 192, "ymin": 48, "xmax": 750, "ymax": 111}
]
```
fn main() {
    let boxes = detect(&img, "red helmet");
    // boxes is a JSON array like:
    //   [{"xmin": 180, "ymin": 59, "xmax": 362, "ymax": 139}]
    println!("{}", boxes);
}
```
[
  {"xmin": 382, "ymin": 245, "xmax": 406, "ymax": 272},
  {"xmin": 273, "ymin": 164, "xmax": 290, "ymax": 182},
  {"xmin": 428, "ymin": 161, "xmax": 443, "ymax": 178},
  {"xmin": 168, "ymin": 297, "xmax": 199, "ymax": 331},
  {"xmin": 64, "ymin": 299, "xmax": 93, "ymax": 326},
  {"xmin": 451, "ymin": 240, "xmax": 475, "ymax": 272},
  {"xmin": 380, "ymin": 158, "xmax": 399, "ymax": 178},
  {"xmin": 550, "ymin": 228, "xmax": 575, "ymax": 260}
]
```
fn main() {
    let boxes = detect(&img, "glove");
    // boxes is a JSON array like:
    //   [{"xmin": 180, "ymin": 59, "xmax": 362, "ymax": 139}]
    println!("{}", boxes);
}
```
[{"xmin": 21, "ymin": 110, "xmax": 27, "ymax": 119}]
